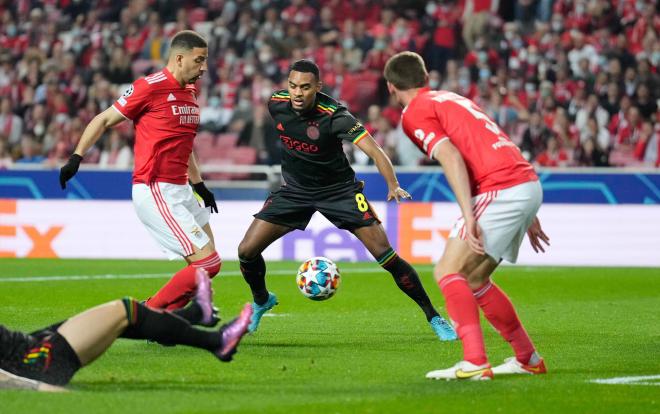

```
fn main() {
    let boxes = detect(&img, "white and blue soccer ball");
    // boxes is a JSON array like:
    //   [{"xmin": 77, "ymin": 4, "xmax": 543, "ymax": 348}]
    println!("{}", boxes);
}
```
[{"xmin": 296, "ymin": 257, "xmax": 341, "ymax": 301}]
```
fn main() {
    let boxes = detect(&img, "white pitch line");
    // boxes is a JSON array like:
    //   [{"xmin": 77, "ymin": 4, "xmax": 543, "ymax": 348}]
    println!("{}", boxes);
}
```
[
  {"xmin": 0, "ymin": 267, "xmax": 423, "ymax": 283},
  {"xmin": 590, "ymin": 375, "xmax": 660, "ymax": 386}
]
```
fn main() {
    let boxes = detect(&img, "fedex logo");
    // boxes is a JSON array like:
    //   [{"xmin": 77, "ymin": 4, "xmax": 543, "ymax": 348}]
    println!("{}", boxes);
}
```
[
  {"xmin": 280, "ymin": 203, "xmax": 453, "ymax": 264},
  {"xmin": 280, "ymin": 135, "xmax": 319, "ymax": 153},
  {"xmin": 0, "ymin": 200, "xmax": 62, "ymax": 258}
]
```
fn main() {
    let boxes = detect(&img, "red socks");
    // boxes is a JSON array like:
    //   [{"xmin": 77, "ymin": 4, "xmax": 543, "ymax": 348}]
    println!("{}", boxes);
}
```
[
  {"xmin": 193, "ymin": 252, "xmax": 222, "ymax": 277},
  {"xmin": 146, "ymin": 252, "xmax": 222, "ymax": 310},
  {"xmin": 473, "ymin": 280, "xmax": 536, "ymax": 364},
  {"xmin": 439, "ymin": 274, "xmax": 487, "ymax": 365}
]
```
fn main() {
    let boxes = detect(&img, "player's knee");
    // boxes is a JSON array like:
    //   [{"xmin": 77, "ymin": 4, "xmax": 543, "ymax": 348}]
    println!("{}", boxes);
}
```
[
  {"xmin": 434, "ymin": 263, "xmax": 450, "ymax": 282},
  {"xmin": 467, "ymin": 274, "xmax": 490, "ymax": 290},
  {"xmin": 237, "ymin": 241, "xmax": 258, "ymax": 261},
  {"xmin": 117, "ymin": 298, "xmax": 137, "ymax": 326}
]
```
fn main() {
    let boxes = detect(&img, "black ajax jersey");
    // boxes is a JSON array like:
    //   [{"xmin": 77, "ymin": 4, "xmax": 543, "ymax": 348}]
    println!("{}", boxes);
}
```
[{"xmin": 268, "ymin": 90, "xmax": 369, "ymax": 190}]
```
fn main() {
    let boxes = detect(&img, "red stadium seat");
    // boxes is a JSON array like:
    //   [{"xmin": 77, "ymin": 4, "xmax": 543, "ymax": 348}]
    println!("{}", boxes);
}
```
[
  {"xmin": 216, "ymin": 133, "xmax": 239, "ymax": 150},
  {"xmin": 229, "ymin": 147, "xmax": 257, "ymax": 165}
]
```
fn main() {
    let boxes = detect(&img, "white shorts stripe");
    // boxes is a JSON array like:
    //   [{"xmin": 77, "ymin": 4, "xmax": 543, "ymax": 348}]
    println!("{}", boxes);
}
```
[
  {"xmin": 458, "ymin": 191, "xmax": 497, "ymax": 240},
  {"xmin": 153, "ymin": 183, "xmax": 195, "ymax": 255},
  {"xmin": 149, "ymin": 183, "xmax": 192, "ymax": 255},
  {"xmin": 150, "ymin": 183, "xmax": 194, "ymax": 255},
  {"xmin": 474, "ymin": 191, "xmax": 496, "ymax": 220},
  {"xmin": 133, "ymin": 183, "xmax": 211, "ymax": 259}
]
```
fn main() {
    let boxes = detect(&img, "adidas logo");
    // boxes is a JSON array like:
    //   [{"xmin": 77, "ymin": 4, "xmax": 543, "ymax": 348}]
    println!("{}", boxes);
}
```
[
  {"xmin": 277, "ymin": 122, "xmax": 284, "ymax": 131},
  {"xmin": 167, "ymin": 93, "xmax": 176, "ymax": 102},
  {"xmin": 363, "ymin": 212, "xmax": 372, "ymax": 220}
]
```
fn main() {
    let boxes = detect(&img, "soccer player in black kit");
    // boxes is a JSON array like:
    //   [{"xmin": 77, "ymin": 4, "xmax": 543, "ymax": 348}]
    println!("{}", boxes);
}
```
[
  {"xmin": 0, "ymin": 270, "xmax": 252, "ymax": 391},
  {"xmin": 238, "ymin": 60, "xmax": 457, "ymax": 341}
]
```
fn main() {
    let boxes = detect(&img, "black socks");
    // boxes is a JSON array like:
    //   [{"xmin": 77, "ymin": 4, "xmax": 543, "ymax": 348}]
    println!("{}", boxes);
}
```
[
  {"xmin": 121, "ymin": 298, "xmax": 220, "ymax": 350},
  {"xmin": 239, "ymin": 255, "xmax": 269, "ymax": 305},
  {"xmin": 377, "ymin": 249, "xmax": 439, "ymax": 322}
]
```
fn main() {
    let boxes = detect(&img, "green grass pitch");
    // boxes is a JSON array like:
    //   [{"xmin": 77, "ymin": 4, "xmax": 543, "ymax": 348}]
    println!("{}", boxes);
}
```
[{"xmin": 0, "ymin": 259, "xmax": 658, "ymax": 413}]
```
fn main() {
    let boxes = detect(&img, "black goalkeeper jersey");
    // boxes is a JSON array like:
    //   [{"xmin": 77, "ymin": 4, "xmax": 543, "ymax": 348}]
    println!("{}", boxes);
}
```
[{"xmin": 268, "ymin": 90, "xmax": 369, "ymax": 190}]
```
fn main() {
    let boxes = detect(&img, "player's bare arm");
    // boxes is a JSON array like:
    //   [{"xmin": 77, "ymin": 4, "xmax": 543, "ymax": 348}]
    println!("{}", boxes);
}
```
[
  {"xmin": 526, "ymin": 216, "xmax": 550, "ymax": 253},
  {"xmin": 59, "ymin": 106, "xmax": 126, "ymax": 189},
  {"xmin": 74, "ymin": 106, "xmax": 126, "ymax": 157},
  {"xmin": 188, "ymin": 152, "xmax": 203, "ymax": 184},
  {"xmin": 432, "ymin": 139, "xmax": 485, "ymax": 255},
  {"xmin": 356, "ymin": 134, "xmax": 411, "ymax": 203},
  {"xmin": 0, "ymin": 368, "xmax": 67, "ymax": 392}
]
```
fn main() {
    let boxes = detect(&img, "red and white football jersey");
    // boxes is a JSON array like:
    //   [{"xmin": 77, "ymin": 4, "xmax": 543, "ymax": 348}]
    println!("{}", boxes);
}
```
[
  {"xmin": 401, "ymin": 88, "xmax": 537, "ymax": 195},
  {"xmin": 113, "ymin": 68, "xmax": 200, "ymax": 184}
]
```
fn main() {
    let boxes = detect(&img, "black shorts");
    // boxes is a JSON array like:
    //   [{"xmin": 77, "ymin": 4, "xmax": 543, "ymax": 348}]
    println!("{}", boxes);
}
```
[
  {"xmin": 254, "ymin": 181, "xmax": 380, "ymax": 231},
  {"xmin": 2, "ymin": 328, "xmax": 81, "ymax": 386}
]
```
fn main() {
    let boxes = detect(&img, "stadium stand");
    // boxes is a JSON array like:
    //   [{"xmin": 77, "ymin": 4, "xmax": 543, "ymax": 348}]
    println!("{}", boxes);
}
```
[{"xmin": 0, "ymin": 0, "xmax": 657, "ymax": 174}]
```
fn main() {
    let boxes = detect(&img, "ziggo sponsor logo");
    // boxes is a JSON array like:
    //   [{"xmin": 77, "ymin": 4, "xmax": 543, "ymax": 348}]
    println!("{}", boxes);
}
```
[
  {"xmin": 0, "ymin": 200, "xmax": 62, "ymax": 258},
  {"xmin": 279, "ymin": 135, "xmax": 319, "ymax": 153}
]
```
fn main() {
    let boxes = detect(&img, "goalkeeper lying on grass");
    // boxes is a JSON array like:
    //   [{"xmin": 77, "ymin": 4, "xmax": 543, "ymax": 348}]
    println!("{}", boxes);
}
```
[{"xmin": 0, "ymin": 269, "xmax": 251, "ymax": 391}]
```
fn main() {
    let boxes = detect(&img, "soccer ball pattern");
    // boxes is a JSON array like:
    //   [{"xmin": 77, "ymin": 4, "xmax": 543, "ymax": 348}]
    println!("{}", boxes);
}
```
[{"xmin": 296, "ymin": 257, "xmax": 341, "ymax": 301}]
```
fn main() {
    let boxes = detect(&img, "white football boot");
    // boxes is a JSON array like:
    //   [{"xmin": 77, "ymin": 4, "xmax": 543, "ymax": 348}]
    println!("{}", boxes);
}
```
[
  {"xmin": 426, "ymin": 360, "xmax": 494, "ymax": 381},
  {"xmin": 491, "ymin": 353, "xmax": 547, "ymax": 376}
]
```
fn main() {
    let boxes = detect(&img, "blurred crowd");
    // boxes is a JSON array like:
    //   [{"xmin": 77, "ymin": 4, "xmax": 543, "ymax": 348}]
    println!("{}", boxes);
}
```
[{"xmin": 0, "ymin": 0, "xmax": 658, "ymax": 171}]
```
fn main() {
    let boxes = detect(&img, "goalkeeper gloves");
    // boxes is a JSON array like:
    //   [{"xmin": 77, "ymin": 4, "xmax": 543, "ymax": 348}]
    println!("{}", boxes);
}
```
[
  {"xmin": 59, "ymin": 154, "xmax": 83, "ymax": 189},
  {"xmin": 192, "ymin": 181, "xmax": 218, "ymax": 213}
]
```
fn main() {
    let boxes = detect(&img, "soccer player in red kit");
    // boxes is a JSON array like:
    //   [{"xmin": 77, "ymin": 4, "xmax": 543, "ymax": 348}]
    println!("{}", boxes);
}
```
[
  {"xmin": 384, "ymin": 52, "xmax": 551, "ymax": 380},
  {"xmin": 59, "ymin": 31, "xmax": 221, "ymax": 315}
]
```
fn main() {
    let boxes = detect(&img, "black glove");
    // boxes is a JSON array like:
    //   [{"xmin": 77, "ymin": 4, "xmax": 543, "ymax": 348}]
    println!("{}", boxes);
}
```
[
  {"xmin": 59, "ymin": 154, "xmax": 83, "ymax": 189},
  {"xmin": 192, "ymin": 181, "xmax": 218, "ymax": 213}
]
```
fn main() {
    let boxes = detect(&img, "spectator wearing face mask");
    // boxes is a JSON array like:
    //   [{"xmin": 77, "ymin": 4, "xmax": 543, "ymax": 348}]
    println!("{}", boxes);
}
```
[{"xmin": 200, "ymin": 95, "xmax": 233, "ymax": 134}]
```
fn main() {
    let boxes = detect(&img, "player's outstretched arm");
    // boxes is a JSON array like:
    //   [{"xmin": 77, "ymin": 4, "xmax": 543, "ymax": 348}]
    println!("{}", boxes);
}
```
[
  {"xmin": 0, "ymin": 368, "xmax": 68, "ymax": 392},
  {"xmin": 356, "ymin": 134, "xmax": 411, "ymax": 202},
  {"xmin": 526, "ymin": 216, "xmax": 550, "ymax": 253},
  {"xmin": 59, "ymin": 107, "xmax": 126, "ymax": 189},
  {"xmin": 432, "ymin": 140, "xmax": 485, "ymax": 255}
]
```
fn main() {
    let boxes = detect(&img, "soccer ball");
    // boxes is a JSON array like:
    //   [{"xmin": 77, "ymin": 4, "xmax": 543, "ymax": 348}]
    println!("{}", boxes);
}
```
[{"xmin": 296, "ymin": 257, "xmax": 341, "ymax": 301}]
